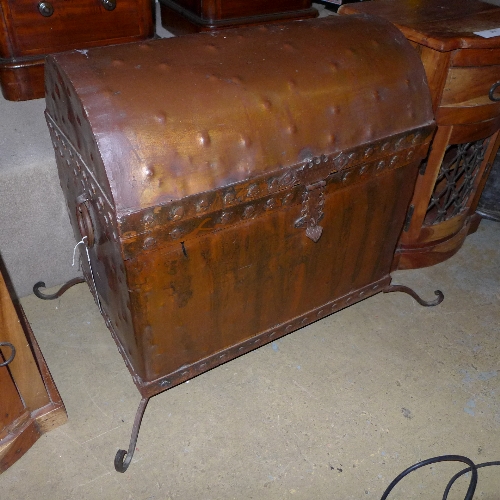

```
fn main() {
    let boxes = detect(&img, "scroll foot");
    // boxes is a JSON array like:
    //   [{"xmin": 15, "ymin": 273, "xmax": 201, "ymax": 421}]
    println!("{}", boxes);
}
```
[
  {"xmin": 114, "ymin": 397, "xmax": 150, "ymax": 473},
  {"xmin": 33, "ymin": 277, "xmax": 85, "ymax": 300},
  {"xmin": 383, "ymin": 284, "xmax": 444, "ymax": 307}
]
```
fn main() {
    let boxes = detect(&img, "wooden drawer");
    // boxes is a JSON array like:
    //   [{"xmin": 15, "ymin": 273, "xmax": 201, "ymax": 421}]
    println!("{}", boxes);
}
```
[
  {"xmin": 441, "ymin": 65, "xmax": 500, "ymax": 106},
  {"xmin": 450, "ymin": 48, "xmax": 500, "ymax": 67},
  {"xmin": 217, "ymin": 0, "xmax": 311, "ymax": 20},
  {"xmin": 164, "ymin": 0, "xmax": 312, "ymax": 21},
  {"xmin": 1, "ymin": 0, "xmax": 152, "ymax": 58},
  {"xmin": 159, "ymin": 0, "xmax": 317, "ymax": 35}
]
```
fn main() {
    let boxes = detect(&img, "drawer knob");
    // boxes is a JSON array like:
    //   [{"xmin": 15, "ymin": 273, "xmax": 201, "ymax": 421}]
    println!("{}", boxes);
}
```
[
  {"xmin": 489, "ymin": 81, "xmax": 500, "ymax": 102},
  {"xmin": 101, "ymin": 0, "xmax": 117, "ymax": 10},
  {"xmin": 38, "ymin": 2, "xmax": 54, "ymax": 16}
]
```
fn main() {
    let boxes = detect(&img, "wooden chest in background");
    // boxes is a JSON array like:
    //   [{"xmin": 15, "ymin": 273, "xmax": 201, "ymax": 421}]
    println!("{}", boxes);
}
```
[
  {"xmin": 159, "ymin": 0, "xmax": 318, "ymax": 35},
  {"xmin": 0, "ymin": 0, "xmax": 154, "ymax": 101}
]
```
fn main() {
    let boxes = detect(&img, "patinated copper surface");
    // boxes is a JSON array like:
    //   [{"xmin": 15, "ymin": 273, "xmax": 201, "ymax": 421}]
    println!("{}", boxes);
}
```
[
  {"xmin": 45, "ymin": 15, "xmax": 435, "ymax": 396},
  {"xmin": 46, "ymin": 15, "xmax": 432, "ymax": 213}
]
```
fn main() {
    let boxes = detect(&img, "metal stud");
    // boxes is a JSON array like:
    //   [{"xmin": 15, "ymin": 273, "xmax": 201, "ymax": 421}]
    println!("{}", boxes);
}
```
[
  {"xmin": 196, "ymin": 198, "xmax": 209, "ymax": 212},
  {"xmin": 364, "ymin": 146, "xmax": 374, "ymax": 158},
  {"xmin": 170, "ymin": 228, "xmax": 181, "ymax": 239},
  {"xmin": 170, "ymin": 206, "xmax": 184, "ymax": 221},
  {"xmin": 223, "ymin": 191, "xmax": 235, "ymax": 205},
  {"xmin": 219, "ymin": 212, "xmax": 231, "ymax": 224},
  {"xmin": 279, "ymin": 171, "xmax": 295, "ymax": 187},
  {"xmin": 395, "ymin": 137, "xmax": 406, "ymax": 149},
  {"xmin": 143, "ymin": 237, "xmax": 156, "ymax": 249},
  {"xmin": 243, "ymin": 205, "xmax": 255, "ymax": 219},
  {"xmin": 246, "ymin": 184, "xmax": 259, "ymax": 198},
  {"xmin": 265, "ymin": 198, "xmax": 276, "ymax": 210},
  {"xmin": 143, "ymin": 213, "xmax": 154, "ymax": 225},
  {"xmin": 268, "ymin": 177, "xmax": 279, "ymax": 191}
]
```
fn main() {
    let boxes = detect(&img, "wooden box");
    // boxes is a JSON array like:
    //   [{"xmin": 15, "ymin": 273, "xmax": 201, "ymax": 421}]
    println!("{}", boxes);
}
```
[
  {"xmin": 339, "ymin": 0, "xmax": 500, "ymax": 269},
  {"xmin": 44, "ymin": 15, "xmax": 436, "ymax": 460},
  {"xmin": 1, "ymin": 266, "xmax": 66, "ymax": 473},
  {"xmin": 0, "ymin": 0, "xmax": 154, "ymax": 101},
  {"xmin": 159, "ymin": 0, "xmax": 318, "ymax": 35}
]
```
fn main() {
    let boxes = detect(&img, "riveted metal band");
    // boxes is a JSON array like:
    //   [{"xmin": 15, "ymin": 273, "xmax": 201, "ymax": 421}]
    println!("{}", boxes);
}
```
[{"xmin": 119, "ymin": 127, "xmax": 433, "ymax": 258}]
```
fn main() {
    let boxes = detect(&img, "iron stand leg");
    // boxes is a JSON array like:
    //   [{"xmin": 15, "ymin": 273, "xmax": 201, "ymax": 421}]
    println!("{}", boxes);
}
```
[
  {"xmin": 33, "ymin": 277, "xmax": 85, "ymax": 300},
  {"xmin": 383, "ymin": 284, "xmax": 444, "ymax": 307},
  {"xmin": 114, "ymin": 397, "xmax": 150, "ymax": 473}
]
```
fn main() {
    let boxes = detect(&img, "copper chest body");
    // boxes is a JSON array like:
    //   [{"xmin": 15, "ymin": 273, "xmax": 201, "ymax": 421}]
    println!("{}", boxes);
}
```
[{"xmin": 45, "ymin": 16, "xmax": 435, "ymax": 399}]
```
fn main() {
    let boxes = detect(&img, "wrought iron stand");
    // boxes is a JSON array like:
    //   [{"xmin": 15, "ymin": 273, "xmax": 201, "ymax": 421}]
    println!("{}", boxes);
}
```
[{"xmin": 33, "ymin": 276, "xmax": 443, "ymax": 472}]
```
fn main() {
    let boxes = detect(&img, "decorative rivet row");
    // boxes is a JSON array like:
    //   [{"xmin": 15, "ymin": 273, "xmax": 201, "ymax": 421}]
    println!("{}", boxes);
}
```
[
  {"xmin": 47, "ymin": 117, "xmax": 117, "ymax": 241},
  {"xmin": 122, "ymin": 135, "xmax": 431, "ymax": 257},
  {"xmin": 124, "ymin": 128, "xmax": 432, "ymax": 243}
]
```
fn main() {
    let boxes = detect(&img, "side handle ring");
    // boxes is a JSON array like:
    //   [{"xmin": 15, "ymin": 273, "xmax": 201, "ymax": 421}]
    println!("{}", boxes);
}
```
[
  {"xmin": 489, "ymin": 81, "xmax": 500, "ymax": 102},
  {"xmin": 76, "ymin": 201, "xmax": 95, "ymax": 247},
  {"xmin": 0, "ymin": 342, "xmax": 16, "ymax": 367}
]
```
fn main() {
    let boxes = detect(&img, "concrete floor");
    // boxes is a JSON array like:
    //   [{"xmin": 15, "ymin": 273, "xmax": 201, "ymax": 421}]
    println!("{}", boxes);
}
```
[{"xmin": 1, "ymin": 220, "xmax": 498, "ymax": 499}]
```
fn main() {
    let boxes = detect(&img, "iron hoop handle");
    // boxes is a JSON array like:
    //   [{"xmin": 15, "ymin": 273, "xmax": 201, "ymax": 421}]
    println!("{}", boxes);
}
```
[
  {"xmin": 76, "ymin": 201, "xmax": 95, "ymax": 248},
  {"xmin": 0, "ymin": 342, "xmax": 16, "ymax": 367},
  {"xmin": 489, "ymin": 81, "xmax": 500, "ymax": 102}
]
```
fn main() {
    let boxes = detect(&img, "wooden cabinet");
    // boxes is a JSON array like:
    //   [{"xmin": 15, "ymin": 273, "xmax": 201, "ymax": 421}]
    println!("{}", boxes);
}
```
[
  {"xmin": 159, "ymin": 0, "xmax": 318, "ymax": 35},
  {"xmin": 0, "ymin": 267, "xmax": 66, "ymax": 473},
  {"xmin": 0, "ymin": 0, "xmax": 154, "ymax": 100},
  {"xmin": 339, "ymin": 0, "xmax": 500, "ymax": 269}
]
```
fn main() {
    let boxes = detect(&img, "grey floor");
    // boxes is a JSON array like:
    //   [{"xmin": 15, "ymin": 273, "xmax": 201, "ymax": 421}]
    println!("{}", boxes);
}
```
[{"xmin": 1, "ymin": 220, "xmax": 499, "ymax": 499}]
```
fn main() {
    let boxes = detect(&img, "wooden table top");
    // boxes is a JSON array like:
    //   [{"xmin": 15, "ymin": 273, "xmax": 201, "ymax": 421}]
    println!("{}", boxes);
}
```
[{"xmin": 339, "ymin": 0, "xmax": 500, "ymax": 51}]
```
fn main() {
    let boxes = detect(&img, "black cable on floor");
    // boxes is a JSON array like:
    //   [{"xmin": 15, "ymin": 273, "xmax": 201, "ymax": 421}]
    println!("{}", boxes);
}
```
[
  {"xmin": 442, "ymin": 461, "xmax": 500, "ymax": 499},
  {"xmin": 379, "ymin": 454, "xmax": 500, "ymax": 500}
]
